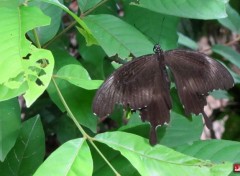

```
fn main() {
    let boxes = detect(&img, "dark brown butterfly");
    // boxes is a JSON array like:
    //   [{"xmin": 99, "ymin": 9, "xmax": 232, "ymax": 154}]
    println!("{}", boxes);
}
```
[{"xmin": 92, "ymin": 44, "xmax": 234, "ymax": 145}]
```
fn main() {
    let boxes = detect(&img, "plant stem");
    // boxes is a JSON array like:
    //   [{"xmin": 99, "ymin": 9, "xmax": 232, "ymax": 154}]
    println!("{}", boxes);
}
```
[
  {"xmin": 32, "ymin": 29, "xmax": 49, "ymax": 66},
  {"xmin": 33, "ymin": 29, "xmax": 41, "ymax": 48},
  {"xmin": 52, "ymin": 77, "xmax": 121, "ymax": 176},
  {"xmin": 88, "ymin": 139, "xmax": 121, "ymax": 176},
  {"xmin": 201, "ymin": 34, "xmax": 240, "ymax": 53},
  {"xmin": 52, "ymin": 77, "xmax": 88, "ymax": 137},
  {"xmin": 81, "ymin": 0, "xmax": 110, "ymax": 17},
  {"xmin": 43, "ymin": 21, "xmax": 77, "ymax": 48}
]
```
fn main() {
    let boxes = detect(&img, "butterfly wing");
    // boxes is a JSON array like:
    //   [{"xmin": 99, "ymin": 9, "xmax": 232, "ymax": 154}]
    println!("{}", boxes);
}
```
[
  {"xmin": 93, "ymin": 54, "xmax": 170, "ymax": 115},
  {"xmin": 93, "ymin": 54, "xmax": 172, "ymax": 144},
  {"xmin": 164, "ymin": 50, "xmax": 234, "ymax": 116}
]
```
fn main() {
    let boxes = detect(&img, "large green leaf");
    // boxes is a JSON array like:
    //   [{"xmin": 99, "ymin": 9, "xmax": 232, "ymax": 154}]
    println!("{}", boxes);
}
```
[
  {"xmin": 56, "ymin": 64, "xmax": 103, "ymax": 90},
  {"xmin": 123, "ymin": 5, "xmax": 179, "ymax": 50},
  {"xmin": 52, "ymin": 114, "xmax": 82, "ymax": 144},
  {"xmin": 0, "ymin": 98, "xmax": 21, "ymax": 161},
  {"xmin": 95, "ymin": 131, "xmax": 232, "ymax": 176},
  {"xmin": 174, "ymin": 139, "xmax": 240, "ymax": 163},
  {"xmin": 157, "ymin": 88, "xmax": 203, "ymax": 147},
  {"xmin": 84, "ymin": 14, "xmax": 153, "ymax": 58},
  {"xmin": 134, "ymin": 0, "xmax": 227, "ymax": 19},
  {"xmin": 157, "ymin": 112, "xmax": 203, "ymax": 147},
  {"xmin": 0, "ymin": 4, "xmax": 54, "ymax": 106},
  {"xmin": 77, "ymin": 37, "xmax": 106, "ymax": 80},
  {"xmin": 28, "ymin": 0, "xmax": 63, "ymax": 45},
  {"xmin": 0, "ymin": 116, "xmax": 45, "ymax": 176},
  {"xmin": 218, "ymin": 3, "xmax": 240, "ymax": 33},
  {"xmin": 211, "ymin": 44, "xmax": 240, "ymax": 83},
  {"xmin": 34, "ymin": 138, "xmax": 93, "ymax": 176}
]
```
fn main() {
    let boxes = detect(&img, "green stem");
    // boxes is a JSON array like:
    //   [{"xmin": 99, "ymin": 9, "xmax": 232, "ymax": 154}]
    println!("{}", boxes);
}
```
[
  {"xmin": 32, "ymin": 29, "xmax": 41, "ymax": 48},
  {"xmin": 81, "ymin": 0, "xmax": 110, "ymax": 17},
  {"xmin": 52, "ymin": 77, "xmax": 88, "ymax": 137},
  {"xmin": 89, "ymin": 139, "xmax": 121, "ymax": 176},
  {"xmin": 32, "ymin": 29, "xmax": 49, "ymax": 66},
  {"xmin": 52, "ymin": 77, "xmax": 121, "ymax": 176},
  {"xmin": 43, "ymin": 21, "xmax": 76, "ymax": 48}
]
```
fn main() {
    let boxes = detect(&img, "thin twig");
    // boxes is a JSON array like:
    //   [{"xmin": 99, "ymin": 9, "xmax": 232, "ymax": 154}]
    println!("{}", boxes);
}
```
[
  {"xmin": 201, "ymin": 35, "xmax": 240, "ymax": 53},
  {"xmin": 81, "ymin": 0, "xmax": 110, "ymax": 17},
  {"xmin": 32, "ymin": 29, "xmax": 41, "ymax": 48},
  {"xmin": 43, "ymin": 21, "xmax": 76, "ymax": 48}
]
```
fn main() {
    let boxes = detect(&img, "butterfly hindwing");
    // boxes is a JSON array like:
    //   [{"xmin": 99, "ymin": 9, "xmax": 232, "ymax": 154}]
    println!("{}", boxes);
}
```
[
  {"xmin": 140, "ymin": 62, "xmax": 172, "ymax": 144},
  {"xmin": 164, "ymin": 49, "xmax": 234, "ymax": 115}
]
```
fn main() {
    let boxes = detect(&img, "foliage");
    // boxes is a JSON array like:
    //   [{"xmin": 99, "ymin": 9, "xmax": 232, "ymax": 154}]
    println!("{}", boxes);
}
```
[{"xmin": 0, "ymin": 0, "xmax": 240, "ymax": 175}]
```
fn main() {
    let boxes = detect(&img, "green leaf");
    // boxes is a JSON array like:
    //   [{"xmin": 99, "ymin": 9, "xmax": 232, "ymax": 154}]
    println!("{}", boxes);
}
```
[
  {"xmin": 52, "ymin": 114, "xmax": 82, "ymax": 144},
  {"xmin": 218, "ymin": 3, "xmax": 240, "ymax": 33},
  {"xmin": 28, "ymin": 0, "xmax": 63, "ymax": 45},
  {"xmin": 0, "ymin": 98, "xmax": 21, "ymax": 161},
  {"xmin": 0, "ymin": 0, "xmax": 18, "ymax": 7},
  {"xmin": 23, "ymin": 49, "xmax": 54, "ymax": 107},
  {"xmin": 56, "ymin": 64, "xmax": 103, "ymax": 90},
  {"xmin": 178, "ymin": 32, "xmax": 198, "ymax": 50},
  {"xmin": 83, "ymin": 14, "xmax": 153, "ymax": 58},
  {"xmin": 77, "ymin": 26, "xmax": 98, "ymax": 46},
  {"xmin": 211, "ymin": 44, "xmax": 240, "ymax": 83},
  {"xmin": 174, "ymin": 139, "xmax": 240, "ymax": 163},
  {"xmin": 157, "ymin": 112, "xmax": 203, "ymax": 147},
  {"xmin": 212, "ymin": 44, "xmax": 240, "ymax": 68},
  {"xmin": 95, "ymin": 131, "xmax": 232, "ymax": 176},
  {"xmin": 134, "ymin": 0, "xmax": 227, "ymax": 19},
  {"xmin": 156, "ymin": 88, "xmax": 203, "ymax": 147},
  {"xmin": 123, "ymin": 5, "xmax": 179, "ymax": 50},
  {"xmin": 0, "ymin": 5, "xmax": 49, "ymax": 82},
  {"xmin": 77, "ymin": 0, "xmax": 102, "ymax": 13},
  {"xmin": 34, "ymin": 138, "xmax": 93, "ymax": 176},
  {"xmin": 77, "ymin": 37, "xmax": 106, "ymax": 79},
  {"xmin": 0, "ymin": 116, "xmax": 45, "ymax": 176},
  {"xmin": 0, "ymin": 5, "xmax": 54, "ymax": 106}
]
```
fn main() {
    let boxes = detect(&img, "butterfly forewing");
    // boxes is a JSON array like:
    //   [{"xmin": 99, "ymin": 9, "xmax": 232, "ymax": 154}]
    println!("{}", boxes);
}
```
[
  {"xmin": 164, "ymin": 50, "xmax": 234, "ymax": 115},
  {"xmin": 93, "ymin": 54, "xmax": 163, "ymax": 117}
]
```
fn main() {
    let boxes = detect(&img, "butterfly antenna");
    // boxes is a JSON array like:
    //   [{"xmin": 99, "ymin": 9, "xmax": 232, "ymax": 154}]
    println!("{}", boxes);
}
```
[{"xmin": 157, "ymin": 16, "xmax": 166, "ymax": 45}]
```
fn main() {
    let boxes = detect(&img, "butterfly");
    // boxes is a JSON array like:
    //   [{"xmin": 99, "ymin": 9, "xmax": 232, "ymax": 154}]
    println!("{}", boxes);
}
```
[{"xmin": 92, "ymin": 44, "xmax": 234, "ymax": 145}]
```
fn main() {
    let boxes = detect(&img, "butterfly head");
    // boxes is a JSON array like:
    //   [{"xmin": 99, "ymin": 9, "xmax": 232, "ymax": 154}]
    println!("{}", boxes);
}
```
[{"xmin": 153, "ymin": 44, "xmax": 163, "ymax": 55}]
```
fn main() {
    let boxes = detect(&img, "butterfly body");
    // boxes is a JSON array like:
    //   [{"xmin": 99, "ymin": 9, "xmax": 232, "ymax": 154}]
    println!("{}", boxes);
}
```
[{"xmin": 92, "ymin": 44, "xmax": 234, "ymax": 145}]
